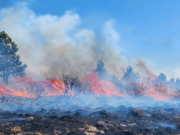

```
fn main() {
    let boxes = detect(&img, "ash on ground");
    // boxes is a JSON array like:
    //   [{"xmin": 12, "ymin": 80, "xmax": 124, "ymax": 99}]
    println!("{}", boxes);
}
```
[{"xmin": 0, "ymin": 96, "xmax": 180, "ymax": 135}]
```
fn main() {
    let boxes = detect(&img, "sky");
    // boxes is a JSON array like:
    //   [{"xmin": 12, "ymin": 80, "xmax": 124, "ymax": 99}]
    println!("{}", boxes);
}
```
[{"xmin": 0, "ymin": 0, "xmax": 180, "ymax": 80}]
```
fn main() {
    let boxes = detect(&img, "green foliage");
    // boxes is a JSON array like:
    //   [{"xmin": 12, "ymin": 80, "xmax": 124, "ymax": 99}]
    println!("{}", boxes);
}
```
[{"xmin": 0, "ymin": 31, "xmax": 27, "ymax": 84}]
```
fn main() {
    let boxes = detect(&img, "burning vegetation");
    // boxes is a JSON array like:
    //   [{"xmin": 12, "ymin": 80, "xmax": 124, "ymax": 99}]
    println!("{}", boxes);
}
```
[
  {"xmin": 0, "ymin": 58, "xmax": 178, "ymax": 100},
  {"xmin": 0, "ymin": 31, "xmax": 180, "ymax": 134},
  {"xmin": 0, "ymin": 31, "xmax": 179, "ymax": 100}
]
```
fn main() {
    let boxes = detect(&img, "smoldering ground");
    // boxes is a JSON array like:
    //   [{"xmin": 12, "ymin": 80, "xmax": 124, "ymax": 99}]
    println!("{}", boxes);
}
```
[{"xmin": 0, "ymin": 94, "xmax": 180, "ymax": 113}]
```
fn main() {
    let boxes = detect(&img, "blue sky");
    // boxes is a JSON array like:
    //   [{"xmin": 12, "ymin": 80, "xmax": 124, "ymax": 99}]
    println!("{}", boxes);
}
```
[{"xmin": 1, "ymin": 0, "xmax": 180, "ymax": 79}]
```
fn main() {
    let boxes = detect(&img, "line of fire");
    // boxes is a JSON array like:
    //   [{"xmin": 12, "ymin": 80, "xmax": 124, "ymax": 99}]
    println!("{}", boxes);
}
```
[
  {"xmin": 0, "ymin": 22, "xmax": 180, "ymax": 134},
  {"xmin": 0, "ymin": 32, "xmax": 179, "ymax": 100}
]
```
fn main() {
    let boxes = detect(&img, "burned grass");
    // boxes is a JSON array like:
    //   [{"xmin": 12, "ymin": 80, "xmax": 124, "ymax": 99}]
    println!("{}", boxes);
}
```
[{"xmin": 0, "ymin": 103, "xmax": 179, "ymax": 135}]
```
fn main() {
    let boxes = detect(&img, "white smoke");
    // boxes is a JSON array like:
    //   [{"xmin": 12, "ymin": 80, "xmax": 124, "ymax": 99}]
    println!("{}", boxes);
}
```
[{"xmin": 0, "ymin": 3, "xmax": 128, "ymax": 79}]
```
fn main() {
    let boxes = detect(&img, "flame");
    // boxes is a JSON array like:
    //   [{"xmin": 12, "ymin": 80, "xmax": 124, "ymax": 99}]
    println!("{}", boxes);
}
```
[
  {"xmin": 0, "ymin": 70, "xmax": 179, "ymax": 101},
  {"xmin": 84, "ymin": 72, "xmax": 124, "ymax": 96}
]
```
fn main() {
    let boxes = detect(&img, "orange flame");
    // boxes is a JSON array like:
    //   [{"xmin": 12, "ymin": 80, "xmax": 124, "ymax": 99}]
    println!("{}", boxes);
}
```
[
  {"xmin": 84, "ymin": 72, "xmax": 124, "ymax": 96},
  {"xmin": 0, "ymin": 70, "xmax": 179, "ymax": 101}
]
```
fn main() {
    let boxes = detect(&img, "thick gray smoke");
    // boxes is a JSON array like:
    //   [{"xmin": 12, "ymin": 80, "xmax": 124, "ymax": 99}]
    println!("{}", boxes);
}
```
[{"xmin": 0, "ymin": 3, "xmax": 128, "ymax": 79}]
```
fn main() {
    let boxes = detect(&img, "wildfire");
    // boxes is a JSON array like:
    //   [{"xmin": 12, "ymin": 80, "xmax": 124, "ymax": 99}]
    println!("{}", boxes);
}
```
[
  {"xmin": 84, "ymin": 72, "xmax": 124, "ymax": 96},
  {"xmin": 0, "ymin": 71, "xmax": 179, "ymax": 101}
]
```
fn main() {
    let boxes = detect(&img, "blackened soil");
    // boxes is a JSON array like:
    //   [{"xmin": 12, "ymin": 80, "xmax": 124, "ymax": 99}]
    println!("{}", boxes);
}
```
[{"xmin": 0, "ymin": 106, "xmax": 180, "ymax": 135}]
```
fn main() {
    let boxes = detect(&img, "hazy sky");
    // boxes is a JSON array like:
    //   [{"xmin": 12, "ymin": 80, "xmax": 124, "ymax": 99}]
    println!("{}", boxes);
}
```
[{"xmin": 1, "ymin": 0, "xmax": 180, "ymax": 80}]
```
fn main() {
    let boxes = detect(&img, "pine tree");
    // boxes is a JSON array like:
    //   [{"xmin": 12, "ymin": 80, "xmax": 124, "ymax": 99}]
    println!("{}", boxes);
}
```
[
  {"xmin": 95, "ymin": 60, "xmax": 107, "ymax": 74},
  {"xmin": 121, "ymin": 66, "xmax": 140, "ymax": 83},
  {"xmin": 158, "ymin": 73, "xmax": 166, "ymax": 83},
  {"xmin": 95, "ymin": 60, "xmax": 109, "ymax": 79},
  {"xmin": 0, "ymin": 31, "xmax": 27, "ymax": 84}
]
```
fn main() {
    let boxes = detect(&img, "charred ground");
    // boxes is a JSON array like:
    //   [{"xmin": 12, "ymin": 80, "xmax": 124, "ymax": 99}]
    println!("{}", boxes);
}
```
[{"xmin": 0, "ymin": 96, "xmax": 179, "ymax": 135}]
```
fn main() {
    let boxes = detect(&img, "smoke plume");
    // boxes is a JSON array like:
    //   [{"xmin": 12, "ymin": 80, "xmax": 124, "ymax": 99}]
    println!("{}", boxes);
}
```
[{"xmin": 0, "ymin": 3, "xmax": 128, "ymax": 79}]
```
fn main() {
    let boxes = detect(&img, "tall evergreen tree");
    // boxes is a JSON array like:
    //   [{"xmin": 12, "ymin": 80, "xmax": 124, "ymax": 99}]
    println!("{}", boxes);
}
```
[
  {"xmin": 158, "ymin": 73, "xmax": 167, "ymax": 83},
  {"xmin": 95, "ymin": 60, "xmax": 108, "ymax": 79},
  {"xmin": 176, "ymin": 79, "xmax": 180, "ymax": 88},
  {"xmin": 170, "ymin": 78, "xmax": 174, "ymax": 83},
  {"xmin": 0, "ymin": 31, "xmax": 27, "ymax": 84},
  {"xmin": 95, "ymin": 60, "xmax": 120, "ymax": 82},
  {"xmin": 121, "ymin": 66, "xmax": 140, "ymax": 83},
  {"xmin": 95, "ymin": 60, "xmax": 107, "ymax": 74}
]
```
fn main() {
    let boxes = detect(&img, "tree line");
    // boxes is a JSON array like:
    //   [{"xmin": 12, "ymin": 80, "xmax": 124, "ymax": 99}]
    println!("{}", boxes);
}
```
[
  {"xmin": 95, "ymin": 60, "xmax": 180, "ymax": 89},
  {"xmin": 0, "ymin": 30, "xmax": 178, "ymax": 90}
]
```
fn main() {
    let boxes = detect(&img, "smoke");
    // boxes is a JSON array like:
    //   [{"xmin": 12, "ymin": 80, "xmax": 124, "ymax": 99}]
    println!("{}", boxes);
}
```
[{"xmin": 0, "ymin": 2, "xmax": 128, "ymax": 79}]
